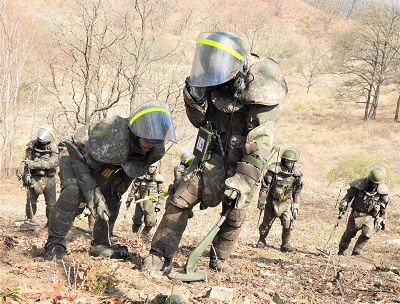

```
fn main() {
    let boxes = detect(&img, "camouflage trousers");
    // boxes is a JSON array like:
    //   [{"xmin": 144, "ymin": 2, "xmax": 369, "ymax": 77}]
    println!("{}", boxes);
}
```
[
  {"xmin": 259, "ymin": 199, "xmax": 293, "ymax": 245},
  {"xmin": 26, "ymin": 175, "xmax": 56, "ymax": 220},
  {"xmin": 133, "ymin": 200, "xmax": 158, "ymax": 228},
  {"xmin": 150, "ymin": 153, "xmax": 252, "ymax": 260},
  {"xmin": 339, "ymin": 210, "xmax": 374, "ymax": 253}
]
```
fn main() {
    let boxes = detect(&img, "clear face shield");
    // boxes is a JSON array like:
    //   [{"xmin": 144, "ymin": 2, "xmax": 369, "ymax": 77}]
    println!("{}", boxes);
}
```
[
  {"xmin": 129, "ymin": 100, "xmax": 177, "ymax": 144},
  {"xmin": 36, "ymin": 125, "xmax": 54, "ymax": 143},
  {"xmin": 189, "ymin": 32, "xmax": 248, "ymax": 87}
]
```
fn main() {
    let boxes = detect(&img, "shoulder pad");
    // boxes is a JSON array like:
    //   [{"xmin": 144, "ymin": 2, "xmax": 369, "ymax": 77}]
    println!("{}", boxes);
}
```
[
  {"xmin": 349, "ymin": 178, "xmax": 366, "ymax": 190},
  {"xmin": 26, "ymin": 139, "xmax": 37, "ymax": 149},
  {"xmin": 293, "ymin": 167, "xmax": 303, "ymax": 177},
  {"xmin": 377, "ymin": 183, "xmax": 389, "ymax": 195},
  {"xmin": 154, "ymin": 172, "xmax": 165, "ymax": 183},
  {"xmin": 239, "ymin": 57, "xmax": 288, "ymax": 106},
  {"xmin": 88, "ymin": 115, "xmax": 130, "ymax": 164},
  {"xmin": 266, "ymin": 162, "xmax": 282, "ymax": 174},
  {"xmin": 48, "ymin": 141, "xmax": 59, "ymax": 153}
]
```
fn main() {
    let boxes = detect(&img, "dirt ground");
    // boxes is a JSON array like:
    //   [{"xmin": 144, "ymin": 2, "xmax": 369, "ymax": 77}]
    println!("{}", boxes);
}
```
[{"xmin": 0, "ymin": 176, "xmax": 399, "ymax": 304}]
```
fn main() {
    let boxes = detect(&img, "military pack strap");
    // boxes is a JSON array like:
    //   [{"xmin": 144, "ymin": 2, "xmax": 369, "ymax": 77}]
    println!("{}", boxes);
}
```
[
  {"xmin": 242, "ymin": 155, "xmax": 263, "ymax": 170},
  {"xmin": 180, "ymin": 183, "xmax": 198, "ymax": 204},
  {"xmin": 236, "ymin": 162, "xmax": 261, "ymax": 181}
]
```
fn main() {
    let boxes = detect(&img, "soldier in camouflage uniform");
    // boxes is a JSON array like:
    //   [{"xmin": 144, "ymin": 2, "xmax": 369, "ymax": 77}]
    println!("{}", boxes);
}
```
[
  {"xmin": 44, "ymin": 101, "xmax": 176, "ymax": 259},
  {"xmin": 126, "ymin": 161, "xmax": 165, "ymax": 238},
  {"xmin": 142, "ymin": 31, "xmax": 287, "ymax": 273},
  {"xmin": 22, "ymin": 125, "xmax": 59, "ymax": 225},
  {"xmin": 337, "ymin": 164, "xmax": 389, "ymax": 256},
  {"xmin": 256, "ymin": 147, "xmax": 303, "ymax": 252}
]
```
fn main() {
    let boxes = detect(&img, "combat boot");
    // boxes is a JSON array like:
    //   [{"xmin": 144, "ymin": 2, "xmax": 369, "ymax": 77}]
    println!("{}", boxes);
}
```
[
  {"xmin": 256, "ymin": 238, "xmax": 267, "ymax": 249},
  {"xmin": 132, "ymin": 224, "xmax": 141, "ymax": 233},
  {"xmin": 352, "ymin": 234, "xmax": 369, "ymax": 256},
  {"xmin": 89, "ymin": 241, "xmax": 129, "ymax": 259},
  {"xmin": 337, "ymin": 250, "xmax": 345, "ymax": 256},
  {"xmin": 142, "ymin": 253, "xmax": 170, "ymax": 271},
  {"xmin": 280, "ymin": 243, "xmax": 296, "ymax": 253},
  {"xmin": 45, "ymin": 243, "xmax": 66, "ymax": 259},
  {"xmin": 209, "ymin": 258, "xmax": 233, "ymax": 274}
]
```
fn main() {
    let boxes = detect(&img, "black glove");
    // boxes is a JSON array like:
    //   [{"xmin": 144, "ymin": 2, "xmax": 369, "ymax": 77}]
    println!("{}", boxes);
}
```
[
  {"xmin": 94, "ymin": 188, "xmax": 110, "ymax": 221},
  {"xmin": 22, "ymin": 174, "xmax": 32, "ymax": 187},
  {"xmin": 257, "ymin": 197, "xmax": 266, "ymax": 211},
  {"xmin": 186, "ymin": 77, "xmax": 206, "ymax": 104},
  {"xmin": 126, "ymin": 197, "xmax": 134, "ymax": 208}
]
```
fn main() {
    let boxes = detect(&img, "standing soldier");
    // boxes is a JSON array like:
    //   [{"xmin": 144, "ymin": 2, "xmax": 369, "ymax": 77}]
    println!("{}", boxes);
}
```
[
  {"xmin": 22, "ymin": 125, "xmax": 59, "ymax": 226},
  {"xmin": 44, "ymin": 101, "xmax": 176, "ymax": 259},
  {"xmin": 126, "ymin": 162, "xmax": 165, "ymax": 240},
  {"xmin": 337, "ymin": 164, "xmax": 389, "ymax": 256},
  {"xmin": 256, "ymin": 147, "xmax": 303, "ymax": 252},
  {"xmin": 142, "ymin": 30, "xmax": 287, "ymax": 273}
]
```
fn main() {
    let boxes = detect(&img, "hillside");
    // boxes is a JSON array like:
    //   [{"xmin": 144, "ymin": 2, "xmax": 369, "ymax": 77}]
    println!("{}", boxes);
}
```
[{"xmin": 1, "ymin": 0, "xmax": 400, "ymax": 303}]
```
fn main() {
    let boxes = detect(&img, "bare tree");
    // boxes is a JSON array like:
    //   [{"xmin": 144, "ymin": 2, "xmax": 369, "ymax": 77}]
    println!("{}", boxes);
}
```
[
  {"xmin": 331, "ymin": 0, "xmax": 400, "ymax": 120},
  {"xmin": 0, "ymin": 0, "xmax": 36, "ymax": 175},
  {"xmin": 298, "ymin": 40, "xmax": 329, "ymax": 93},
  {"xmin": 43, "ymin": 0, "xmax": 131, "ymax": 129}
]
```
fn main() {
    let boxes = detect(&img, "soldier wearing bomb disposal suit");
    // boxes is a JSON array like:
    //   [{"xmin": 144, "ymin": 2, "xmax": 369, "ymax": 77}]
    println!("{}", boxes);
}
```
[
  {"xmin": 337, "ymin": 164, "xmax": 389, "ymax": 256},
  {"xmin": 22, "ymin": 125, "xmax": 59, "ymax": 225},
  {"xmin": 256, "ymin": 147, "xmax": 303, "ymax": 252},
  {"xmin": 142, "ymin": 30, "xmax": 287, "ymax": 273},
  {"xmin": 44, "ymin": 101, "xmax": 176, "ymax": 259},
  {"xmin": 126, "ymin": 161, "xmax": 165, "ymax": 239}
]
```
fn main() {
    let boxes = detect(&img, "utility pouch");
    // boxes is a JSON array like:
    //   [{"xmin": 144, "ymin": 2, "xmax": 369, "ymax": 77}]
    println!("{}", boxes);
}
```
[{"xmin": 193, "ymin": 127, "xmax": 212, "ymax": 162}]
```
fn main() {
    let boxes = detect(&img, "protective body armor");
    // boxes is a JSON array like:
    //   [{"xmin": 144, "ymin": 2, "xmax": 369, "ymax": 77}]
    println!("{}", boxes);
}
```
[
  {"xmin": 266, "ymin": 162, "xmax": 302, "ymax": 201},
  {"xmin": 149, "ymin": 56, "xmax": 286, "ymax": 262},
  {"xmin": 46, "ymin": 115, "xmax": 165, "ymax": 251},
  {"xmin": 26, "ymin": 139, "xmax": 59, "ymax": 176},
  {"xmin": 131, "ymin": 172, "xmax": 164, "ymax": 198},
  {"xmin": 348, "ymin": 178, "xmax": 388, "ymax": 216}
]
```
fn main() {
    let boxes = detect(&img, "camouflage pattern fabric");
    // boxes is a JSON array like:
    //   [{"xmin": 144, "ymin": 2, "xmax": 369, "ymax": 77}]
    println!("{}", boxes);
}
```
[
  {"xmin": 24, "ymin": 139, "xmax": 59, "ymax": 220},
  {"xmin": 45, "ymin": 116, "xmax": 165, "ymax": 253},
  {"xmin": 149, "ymin": 56, "xmax": 286, "ymax": 263}
]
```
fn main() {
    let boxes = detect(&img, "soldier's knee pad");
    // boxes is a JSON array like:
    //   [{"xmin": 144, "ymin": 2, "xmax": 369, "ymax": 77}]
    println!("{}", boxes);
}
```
[
  {"xmin": 57, "ymin": 184, "xmax": 82, "ymax": 212},
  {"xmin": 219, "ymin": 208, "xmax": 247, "ymax": 241},
  {"xmin": 362, "ymin": 226, "xmax": 373, "ymax": 239},
  {"xmin": 164, "ymin": 203, "xmax": 190, "ymax": 232}
]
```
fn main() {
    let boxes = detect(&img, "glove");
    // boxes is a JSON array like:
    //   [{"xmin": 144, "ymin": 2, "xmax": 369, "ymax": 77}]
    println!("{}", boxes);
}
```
[
  {"xmin": 224, "ymin": 189, "xmax": 239, "ymax": 204},
  {"xmin": 186, "ymin": 77, "xmax": 206, "ymax": 104},
  {"xmin": 338, "ymin": 200, "xmax": 348, "ymax": 212},
  {"xmin": 292, "ymin": 208, "xmax": 299, "ymax": 220},
  {"xmin": 22, "ymin": 174, "xmax": 32, "ymax": 187},
  {"xmin": 24, "ymin": 160, "xmax": 36, "ymax": 169},
  {"xmin": 374, "ymin": 217, "xmax": 385, "ymax": 231},
  {"xmin": 134, "ymin": 192, "xmax": 140, "ymax": 200},
  {"xmin": 257, "ymin": 197, "xmax": 266, "ymax": 211},
  {"xmin": 126, "ymin": 197, "xmax": 134, "ymax": 208},
  {"xmin": 94, "ymin": 188, "xmax": 110, "ymax": 221}
]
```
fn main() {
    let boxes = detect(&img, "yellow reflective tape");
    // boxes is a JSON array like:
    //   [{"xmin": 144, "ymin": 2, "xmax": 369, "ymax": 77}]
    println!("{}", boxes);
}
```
[
  {"xmin": 39, "ymin": 125, "xmax": 55, "ymax": 138},
  {"xmin": 184, "ymin": 155, "xmax": 195, "ymax": 164},
  {"xmin": 196, "ymin": 38, "xmax": 242, "ymax": 61},
  {"xmin": 101, "ymin": 168, "xmax": 114, "ymax": 178},
  {"xmin": 129, "ymin": 107, "xmax": 171, "ymax": 126}
]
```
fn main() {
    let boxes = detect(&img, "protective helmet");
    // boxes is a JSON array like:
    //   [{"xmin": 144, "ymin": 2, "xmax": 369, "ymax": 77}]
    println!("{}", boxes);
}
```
[
  {"xmin": 189, "ymin": 31, "xmax": 248, "ymax": 87},
  {"xmin": 36, "ymin": 125, "xmax": 54, "ymax": 143},
  {"xmin": 129, "ymin": 100, "xmax": 176, "ymax": 144},
  {"xmin": 180, "ymin": 146, "xmax": 194, "ymax": 165},
  {"xmin": 150, "ymin": 161, "xmax": 159, "ymax": 168},
  {"xmin": 367, "ymin": 164, "xmax": 386, "ymax": 184},
  {"xmin": 281, "ymin": 147, "xmax": 300, "ymax": 162}
]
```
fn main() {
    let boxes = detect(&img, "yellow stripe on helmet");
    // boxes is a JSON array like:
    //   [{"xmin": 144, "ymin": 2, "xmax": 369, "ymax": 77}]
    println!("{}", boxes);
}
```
[
  {"xmin": 129, "ymin": 107, "xmax": 171, "ymax": 126},
  {"xmin": 196, "ymin": 38, "xmax": 243, "ymax": 61},
  {"xmin": 39, "ymin": 125, "xmax": 55, "ymax": 138},
  {"xmin": 184, "ymin": 155, "xmax": 195, "ymax": 164}
]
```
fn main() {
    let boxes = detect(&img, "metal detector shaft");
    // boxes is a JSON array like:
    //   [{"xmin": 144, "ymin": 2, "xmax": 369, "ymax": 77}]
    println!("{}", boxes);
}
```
[
  {"xmin": 184, "ymin": 203, "xmax": 235, "ymax": 273},
  {"xmin": 322, "ymin": 219, "xmax": 340, "ymax": 252},
  {"xmin": 27, "ymin": 189, "xmax": 35, "ymax": 222}
]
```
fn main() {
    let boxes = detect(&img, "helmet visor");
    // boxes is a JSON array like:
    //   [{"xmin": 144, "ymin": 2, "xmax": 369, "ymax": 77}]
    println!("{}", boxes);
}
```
[
  {"xmin": 189, "ymin": 32, "xmax": 247, "ymax": 87},
  {"xmin": 129, "ymin": 101, "xmax": 176, "ymax": 143},
  {"xmin": 36, "ymin": 125, "xmax": 54, "ymax": 142}
]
